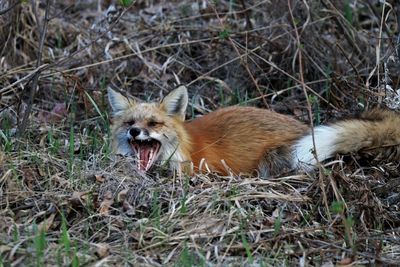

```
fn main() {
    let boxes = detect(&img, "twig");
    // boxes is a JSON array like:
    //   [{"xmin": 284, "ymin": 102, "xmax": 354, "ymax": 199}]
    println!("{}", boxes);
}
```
[
  {"xmin": 16, "ymin": 0, "xmax": 51, "ymax": 143},
  {"xmin": 336, "ymin": 43, "xmax": 363, "ymax": 84},
  {"xmin": 239, "ymin": 0, "xmax": 253, "ymax": 30},
  {"xmin": 209, "ymin": 1, "xmax": 269, "ymax": 108},
  {"xmin": 287, "ymin": 1, "xmax": 315, "ymax": 153},
  {"xmin": 376, "ymin": 0, "xmax": 391, "ymax": 104},
  {"xmin": 1, "ymin": 2, "xmax": 134, "ymax": 99},
  {"xmin": 1, "ymin": 12, "xmax": 334, "ymax": 97},
  {"xmin": 0, "ymin": 37, "xmax": 221, "ymax": 96},
  {"xmin": 0, "ymin": 0, "xmax": 20, "ymax": 16},
  {"xmin": 233, "ymin": 40, "xmax": 338, "ymax": 110},
  {"xmin": 321, "ymin": 0, "xmax": 365, "ymax": 61},
  {"xmin": 287, "ymin": 0, "xmax": 332, "ymax": 218},
  {"xmin": 397, "ymin": 4, "xmax": 400, "ymax": 62}
]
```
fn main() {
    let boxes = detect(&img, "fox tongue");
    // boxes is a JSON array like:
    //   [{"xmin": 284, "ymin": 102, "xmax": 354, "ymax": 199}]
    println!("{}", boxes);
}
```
[
  {"xmin": 137, "ymin": 143, "xmax": 161, "ymax": 172},
  {"xmin": 132, "ymin": 140, "xmax": 161, "ymax": 172},
  {"xmin": 138, "ymin": 146, "xmax": 152, "ymax": 171}
]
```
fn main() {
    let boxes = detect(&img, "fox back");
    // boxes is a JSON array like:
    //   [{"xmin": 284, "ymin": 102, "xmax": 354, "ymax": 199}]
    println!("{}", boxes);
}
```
[{"xmin": 185, "ymin": 106, "xmax": 308, "ymax": 175}]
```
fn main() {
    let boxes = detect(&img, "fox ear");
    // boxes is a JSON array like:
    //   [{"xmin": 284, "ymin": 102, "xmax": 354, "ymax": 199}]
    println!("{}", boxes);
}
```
[
  {"xmin": 161, "ymin": 85, "xmax": 188, "ymax": 120},
  {"xmin": 107, "ymin": 87, "xmax": 134, "ymax": 115}
]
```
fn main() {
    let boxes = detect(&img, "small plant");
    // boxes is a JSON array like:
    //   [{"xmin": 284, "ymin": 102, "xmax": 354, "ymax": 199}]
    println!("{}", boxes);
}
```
[
  {"xmin": 308, "ymin": 95, "xmax": 321, "ymax": 125},
  {"xmin": 179, "ymin": 176, "xmax": 190, "ymax": 214},
  {"xmin": 234, "ymin": 88, "xmax": 248, "ymax": 106},
  {"xmin": 72, "ymin": 245, "xmax": 79, "ymax": 267},
  {"xmin": 119, "ymin": 0, "xmax": 135, "ymax": 7},
  {"xmin": 12, "ymin": 224, "xmax": 19, "ymax": 242},
  {"xmin": 0, "ymin": 116, "xmax": 13, "ymax": 153},
  {"xmin": 273, "ymin": 212, "xmax": 282, "ymax": 237},
  {"xmin": 175, "ymin": 243, "xmax": 193, "ymax": 267},
  {"xmin": 217, "ymin": 84, "xmax": 226, "ymax": 106},
  {"xmin": 175, "ymin": 242, "xmax": 204, "ymax": 267},
  {"xmin": 228, "ymin": 186, "xmax": 239, "ymax": 198},
  {"xmin": 0, "ymin": 253, "xmax": 4, "ymax": 267},
  {"xmin": 344, "ymin": 0, "xmax": 353, "ymax": 24},
  {"xmin": 60, "ymin": 214, "xmax": 71, "ymax": 256},
  {"xmin": 47, "ymin": 127, "xmax": 61, "ymax": 155},
  {"xmin": 219, "ymin": 29, "xmax": 230, "ymax": 39},
  {"xmin": 0, "ymin": 130, "xmax": 11, "ymax": 153},
  {"xmin": 32, "ymin": 224, "xmax": 47, "ymax": 267},
  {"xmin": 67, "ymin": 124, "xmax": 75, "ymax": 178},
  {"xmin": 330, "ymin": 201, "xmax": 355, "ymax": 250},
  {"xmin": 150, "ymin": 191, "xmax": 161, "ymax": 229},
  {"xmin": 239, "ymin": 221, "xmax": 253, "ymax": 263}
]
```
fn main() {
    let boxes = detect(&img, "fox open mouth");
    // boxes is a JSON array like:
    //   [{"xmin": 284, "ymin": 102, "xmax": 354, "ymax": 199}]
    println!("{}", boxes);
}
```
[{"xmin": 131, "ymin": 138, "xmax": 161, "ymax": 172}]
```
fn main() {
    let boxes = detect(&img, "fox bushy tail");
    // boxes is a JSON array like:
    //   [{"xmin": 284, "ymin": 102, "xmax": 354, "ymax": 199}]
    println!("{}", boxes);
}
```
[{"xmin": 293, "ymin": 109, "xmax": 400, "ymax": 169}]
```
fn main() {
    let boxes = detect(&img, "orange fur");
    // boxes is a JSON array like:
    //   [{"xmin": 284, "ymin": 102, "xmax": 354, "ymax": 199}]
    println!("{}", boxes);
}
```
[
  {"xmin": 331, "ymin": 109, "xmax": 400, "ymax": 161},
  {"xmin": 109, "ymin": 86, "xmax": 400, "ymax": 177},
  {"xmin": 185, "ymin": 106, "xmax": 308, "ymax": 174}
]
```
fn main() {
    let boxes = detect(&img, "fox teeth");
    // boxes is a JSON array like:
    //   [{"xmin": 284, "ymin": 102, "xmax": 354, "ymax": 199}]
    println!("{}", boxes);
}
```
[
  {"xmin": 148, "ymin": 150, "xmax": 154, "ymax": 170},
  {"xmin": 146, "ymin": 150, "xmax": 154, "ymax": 171},
  {"xmin": 137, "ymin": 147, "xmax": 141, "ymax": 170}
]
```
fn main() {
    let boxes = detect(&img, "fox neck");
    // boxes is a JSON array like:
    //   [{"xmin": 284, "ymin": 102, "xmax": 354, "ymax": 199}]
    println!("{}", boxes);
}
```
[{"xmin": 159, "ymin": 121, "xmax": 192, "ymax": 174}]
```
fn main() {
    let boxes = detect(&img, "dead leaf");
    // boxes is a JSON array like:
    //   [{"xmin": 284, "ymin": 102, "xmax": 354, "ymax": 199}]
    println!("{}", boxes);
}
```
[
  {"xmin": 37, "ymin": 213, "xmax": 56, "ymax": 232},
  {"xmin": 111, "ymin": 218, "xmax": 125, "ymax": 228},
  {"xmin": 337, "ymin": 257, "xmax": 353, "ymax": 266},
  {"xmin": 22, "ymin": 166, "xmax": 38, "ymax": 189},
  {"xmin": 117, "ymin": 189, "xmax": 128, "ymax": 202},
  {"xmin": 70, "ymin": 191, "xmax": 89, "ymax": 205},
  {"xmin": 180, "ymin": 216, "xmax": 224, "ymax": 235},
  {"xmin": 95, "ymin": 243, "xmax": 110, "ymax": 258},
  {"xmin": 0, "ymin": 245, "xmax": 11, "ymax": 254},
  {"xmin": 51, "ymin": 174, "xmax": 68, "ymax": 187},
  {"xmin": 95, "ymin": 175, "xmax": 105, "ymax": 183},
  {"xmin": 99, "ymin": 191, "xmax": 114, "ymax": 215},
  {"xmin": 0, "ymin": 151, "xmax": 5, "ymax": 166},
  {"xmin": 122, "ymin": 200, "xmax": 135, "ymax": 215}
]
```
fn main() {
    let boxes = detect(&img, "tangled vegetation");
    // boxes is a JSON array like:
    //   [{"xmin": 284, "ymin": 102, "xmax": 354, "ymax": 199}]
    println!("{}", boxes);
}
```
[{"xmin": 1, "ymin": 0, "xmax": 399, "ymax": 266}]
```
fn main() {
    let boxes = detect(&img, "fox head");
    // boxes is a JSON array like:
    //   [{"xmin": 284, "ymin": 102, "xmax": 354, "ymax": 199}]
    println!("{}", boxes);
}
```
[{"xmin": 108, "ymin": 86, "xmax": 191, "ymax": 172}]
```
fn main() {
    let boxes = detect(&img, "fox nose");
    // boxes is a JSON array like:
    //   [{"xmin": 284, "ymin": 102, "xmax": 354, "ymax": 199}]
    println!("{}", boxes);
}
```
[{"xmin": 129, "ymin": 127, "xmax": 141, "ymax": 138}]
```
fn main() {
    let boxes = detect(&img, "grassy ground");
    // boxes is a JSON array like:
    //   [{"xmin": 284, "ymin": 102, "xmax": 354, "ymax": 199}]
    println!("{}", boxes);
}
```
[{"xmin": 1, "ymin": 0, "xmax": 400, "ymax": 266}]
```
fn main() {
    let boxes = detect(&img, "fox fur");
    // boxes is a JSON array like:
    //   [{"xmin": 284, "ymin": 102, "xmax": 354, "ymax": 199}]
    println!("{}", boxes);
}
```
[{"xmin": 108, "ymin": 86, "xmax": 400, "ymax": 177}]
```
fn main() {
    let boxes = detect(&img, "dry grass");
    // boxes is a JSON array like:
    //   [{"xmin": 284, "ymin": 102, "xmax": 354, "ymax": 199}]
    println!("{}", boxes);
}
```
[{"xmin": 1, "ymin": 0, "xmax": 400, "ymax": 266}]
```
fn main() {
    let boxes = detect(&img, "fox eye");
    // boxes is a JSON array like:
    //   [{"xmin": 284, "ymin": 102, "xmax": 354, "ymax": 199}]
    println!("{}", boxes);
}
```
[
  {"xmin": 125, "ymin": 120, "xmax": 135, "ymax": 125},
  {"xmin": 148, "ymin": 120, "xmax": 161, "ymax": 127}
]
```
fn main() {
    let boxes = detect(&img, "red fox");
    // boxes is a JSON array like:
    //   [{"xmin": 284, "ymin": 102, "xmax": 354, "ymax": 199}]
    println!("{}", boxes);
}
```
[{"xmin": 108, "ymin": 86, "xmax": 400, "ymax": 176}]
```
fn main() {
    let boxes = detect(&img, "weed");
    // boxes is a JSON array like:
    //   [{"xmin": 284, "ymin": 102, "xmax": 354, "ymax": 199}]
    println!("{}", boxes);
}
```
[
  {"xmin": 344, "ymin": 0, "xmax": 353, "ymax": 24},
  {"xmin": 331, "ymin": 201, "xmax": 355, "ymax": 250},
  {"xmin": 175, "ymin": 242, "xmax": 204, "ymax": 267},
  {"xmin": 68, "ymin": 124, "xmax": 75, "ymax": 179},
  {"xmin": 119, "ymin": 0, "xmax": 135, "ymax": 7},
  {"xmin": 308, "ymin": 95, "xmax": 321, "ymax": 125},
  {"xmin": 72, "ymin": 245, "xmax": 79, "ymax": 267},
  {"xmin": 179, "ymin": 176, "xmax": 190, "ymax": 214},
  {"xmin": 47, "ymin": 127, "xmax": 61, "ymax": 155},
  {"xmin": 273, "ymin": 210, "xmax": 282, "ymax": 237},
  {"xmin": 0, "ymin": 116, "xmax": 12, "ymax": 153},
  {"xmin": 32, "ymin": 224, "xmax": 47, "ymax": 267},
  {"xmin": 219, "ymin": 29, "xmax": 230, "ymax": 39},
  {"xmin": 150, "ymin": 191, "xmax": 161, "ymax": 229},
  {"xmin": 60, "ymin": 214, "xmax": 71, "ymax": 256},
  {"xmin": 240, "ymin": 230, "xmax": 253, "ymax": 263}
]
